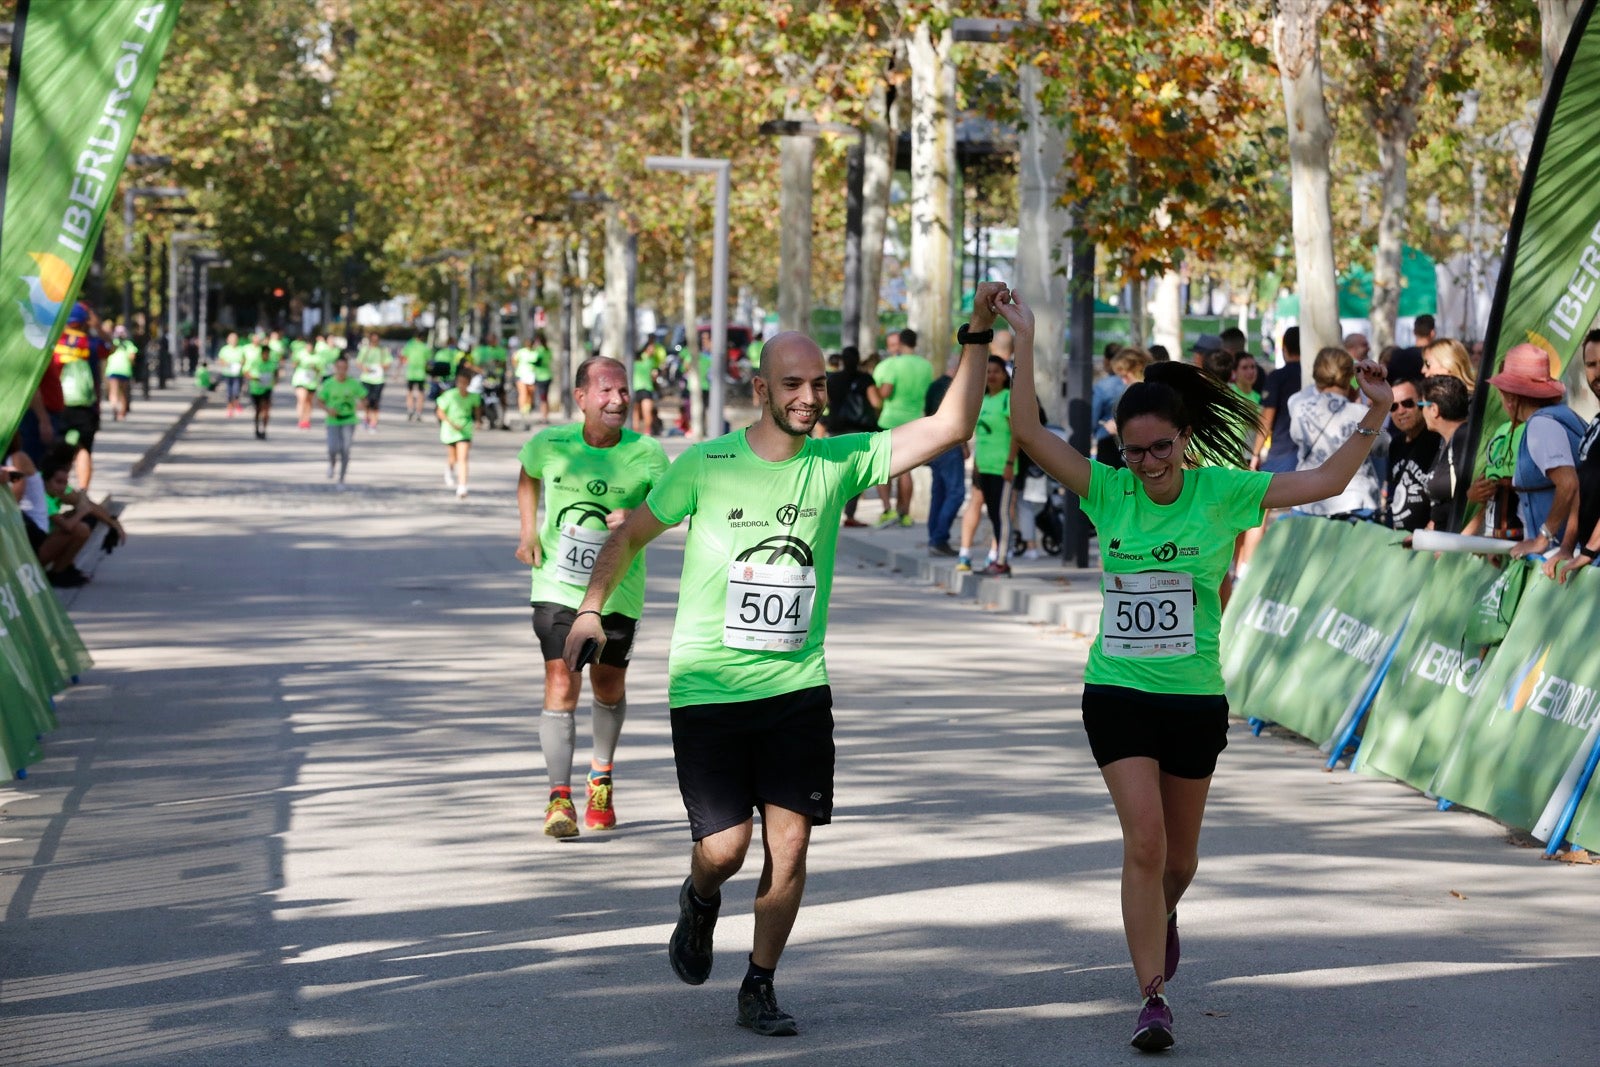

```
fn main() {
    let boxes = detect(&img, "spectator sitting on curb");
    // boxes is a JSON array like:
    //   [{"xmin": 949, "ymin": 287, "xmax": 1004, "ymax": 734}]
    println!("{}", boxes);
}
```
[{"xmin": 34, "ymin": 445, "xmax": 126, "ymax": 588}]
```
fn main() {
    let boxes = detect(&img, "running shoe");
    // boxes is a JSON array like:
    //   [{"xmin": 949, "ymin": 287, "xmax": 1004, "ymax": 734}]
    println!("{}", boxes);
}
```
[
  {"xmin": 543, "ymin": 794, "xmax": 578, "ymax": 839},
  {"xmin": 898, "ymin": 514, "xmax": 914, "ymax": 527},
  {"xmin": 929, "ymin": 542, "xmax": 958, "ymax": 556},
  {"xmin": 444, "ymin": 470, "xmax": 456, "ymax": 488},
  {"xmin": 299, "ymin": 419, "xmax": 311, "ymax": 429},
  {"xmin": 48, "ymin": 565, "xmax": 90, "ymax": 588},
  {"xmin": 456, "ymin": 484, "xmax": 469, "ymax": 499},
  {"xmin": 873, "ymin": 512, "xmax": 899, "ymax": 528},
  {"xmin": 955, "ymin": 557, "xmax": 972, "ymax": 573},
  {"xmin": 737, "ymin": 977, "xmax": 798, "ymax": 1037},
  {"xmin": 1021, "ymin": 548, "xmax": 1042, "ymax": 560},
  {"xmin": 981, "ymin": 561, "xmax": 1012, "ymax": 577},
  {"xmin": 842, "ymin": 517, "xmax": 868, "ymax": 528},
  {"xmin": 668, "ymin": 875, "xmax": 718, "ymax": 985},
  {"xmin": 1131, "ymin": 992, "xmax": 1174, "ymax": 1052},
  {"xmin": 585, "ymin": 774, "xmax": 616, "ymax": 830},
  {"xmin": 1165, "ymin": 912, "xmax": 1179, "ymax": 981}
]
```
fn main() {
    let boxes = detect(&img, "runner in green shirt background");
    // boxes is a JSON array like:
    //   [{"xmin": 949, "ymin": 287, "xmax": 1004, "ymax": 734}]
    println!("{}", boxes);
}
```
[
  {"xmin": 871, "ymin": 329, "xmax": 934, "ymax": 526},
  {"xmin": 315, "ymin": 354, "xmax": 368, "ymax": 485},
  {"xmin": 355, "ymin": 332, "xmax": 392, "ymax": 432},
  {"xmin": 956, "ymin": 356, "xmax": 1016, "ymax": 575},
  {"xmin": 245, "ymin": 344, "xmax": 279, "ymax": 440},
  {"xmin": 436, "ymin": 368, "xmax": 481, "ymax": 499},
  {"xmin": 216, "ymin": 331, "xmax": 246, "ymax": 419},
  {"xmin": 290, "ymin": 339, "xmax": 323, "ymax": 429},
  {"xmin": 631, "ymin": 338, "xmax": 665, "ymax": 437},
  {"xmin": 560, "ymin": 281, "xmax": 1010, "ymax": 1039},
  {"xmin": 403, "ymin": 332, "xmax": 432, "ymax": 422},
  {"xmin": 105, "ymin": 327, "xmax": 136, "ymax": 422},
  {"xmin": 515, "ymin": 355, "xmax": 669, "ymax": 838}
]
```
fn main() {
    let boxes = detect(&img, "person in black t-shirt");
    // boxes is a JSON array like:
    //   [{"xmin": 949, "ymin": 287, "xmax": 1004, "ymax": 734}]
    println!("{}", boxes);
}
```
[
  {"xmin": 823, "ymin": 346, "xmax": 881, "ymax": 528},
  {"xmin": 1383, "ymin": 377, "xmax": 1441, "ymax": 531},
  {"xmin": 1420, "ymin": 375, "xmax": 1472, "ymax": 520},
  {"xmin": 1254, "ymin": 327, "xmax": 1302, "ymax": 474}
]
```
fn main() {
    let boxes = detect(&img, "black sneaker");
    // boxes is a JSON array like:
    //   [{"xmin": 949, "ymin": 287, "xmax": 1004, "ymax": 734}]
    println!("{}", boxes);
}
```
[
  {"xmin": 48, "ymin": 566, "xmax": 90, "ymax": 588},
  {"xmin": 668, "ymin": 876, "xmax": 717, "ymax": 985},
  {"xmin": 928, "ymin": 542, "xmax": 958, "ymax": 557},
  {"xmin": 737, "ymin": 977, "xmax": 798, "ymax": 1037}
]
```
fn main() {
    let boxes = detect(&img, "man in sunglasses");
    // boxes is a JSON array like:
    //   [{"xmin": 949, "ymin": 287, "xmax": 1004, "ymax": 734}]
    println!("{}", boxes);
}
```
[{"xmin": 1383, "ymin": 377, "xmax": 1440, "ymax": 531}]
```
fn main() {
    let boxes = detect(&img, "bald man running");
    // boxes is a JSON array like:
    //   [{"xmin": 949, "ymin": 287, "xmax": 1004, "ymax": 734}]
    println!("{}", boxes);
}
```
[{"xmin": 564, "ymin": 283, "xmax": 1016, "ymax": 1037}]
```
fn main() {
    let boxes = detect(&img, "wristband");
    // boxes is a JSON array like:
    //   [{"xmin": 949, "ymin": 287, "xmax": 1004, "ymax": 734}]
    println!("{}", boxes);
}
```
[
  {"xmin": 956, "ymin": 323, "xmax": 995, "ymax": 346},
  {"xmin": 1539, "ymin": 524, "xmax": 1555, "ymax": 542},
  {"xmin": 1585, "ymin": 543, "xmax": 1600, "ymax": 557},
  {"xmin": 575, "ymin": 609, "xmax": 601, "ymax": 620},
  {"xmin": 1354, "ymin": 426, "xmax": 1380, "ymax": 437}
]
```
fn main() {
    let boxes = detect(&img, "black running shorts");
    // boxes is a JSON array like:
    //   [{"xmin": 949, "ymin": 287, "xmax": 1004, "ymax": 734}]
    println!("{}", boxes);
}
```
[
  {"xmin": 60, "ymin": 406, "xmax": 99, "ymax": 451},
  {"xmin": 1081, "ymin": 684, "xmax": 1230, "ymax": 780},
  {"xmin": 363, "ymin": 382, "xmax": 384, "ymax": 409},
  {"xmin": 251, "ymin": 391, "xmax": 271, "ymax": 412},
  {"xmin": 407, "ymin": 379, "xmax": 426, "ymax": 395},
  {"xmin": 532, "ymin": 601, "xmax": 637, "ymax": 668},
  {"xmin": 670, "ymin": 684, "xmax": 834, "ymax": 840}
]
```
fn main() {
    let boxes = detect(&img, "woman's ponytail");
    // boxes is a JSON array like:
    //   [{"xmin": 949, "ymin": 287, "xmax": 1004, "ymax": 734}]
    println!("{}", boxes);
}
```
[{"xmin": 1114, "ymin": 361, "xmax": 1257, "ymax": 469}]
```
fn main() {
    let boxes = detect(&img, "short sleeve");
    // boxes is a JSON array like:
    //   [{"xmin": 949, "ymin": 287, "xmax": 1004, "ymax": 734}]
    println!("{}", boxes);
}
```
[
  {"xmin": 1526, "ymin": 416, "xmax": 1576, "ymax": 469},
  {"xmin": 872, "ymin": 363, "xmax": 891, "ymax": 389},
  {"xmin": 1081, "ymin": 460, "xmax": 1123, "ymax": 525},
  {"xmin": 643, "ymin": 439, "xmax": 670, "ymax": 484},
  {"xmin": 1216, "ymin": 468, "xmax": 1273, "ymax": 530},
  {"xmin": 646, "ymin": 448, "xmax": 703, "ymax": 525},
  {"xmin": 829, "ymin": 430, "xmax": 894, "ymax": 498},
  {"xmin": 518, "ymin": 433, "xmax": 544, "ymax": 478}
]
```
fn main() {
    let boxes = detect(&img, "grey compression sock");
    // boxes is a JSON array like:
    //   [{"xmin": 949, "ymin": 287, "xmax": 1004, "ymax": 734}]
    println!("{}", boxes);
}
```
[
  {"xmin": 540, "ymin": 709, "xmax": 576, "ymax": 790},
  {"xmin": 591, "ymin": 697, "xmax": 626, "ymax": 769}
]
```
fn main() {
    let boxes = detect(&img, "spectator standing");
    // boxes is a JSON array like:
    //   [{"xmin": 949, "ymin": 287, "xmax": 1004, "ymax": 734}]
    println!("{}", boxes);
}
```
[
  {"xmin": 1390, "ymin": 314, "xmax": 1434, "ymax": 382},
  {"xmin": 1383, "ymin": 378, "xmax": 1441, "ymax": 531},
  {"xmin": 1343, "ymin": 332, "xmax": 1372, "ymax": 364},
  {"xmin": 871, "ymin": 328, "xmax": 933, "ymax": 527},
  {"xmin": 1092, "ymin": 343, "xmax": 1125, "ymax": 466},
  {"xmin": 922, "ymin": 354, "xmax": 964, "ymax": 554},
  {"xmin": 1288, "ymin": 346, "xmax": 1386, "ymax": 517},
  {"xmin": 55, "ymin": 303, "xmax": 103, "ymax": 492},
  {"xmin": 1547, "ymin": 329, "xmax": 1600, "ymax": 580},
  {"xmin": 1420, "ymin": 374, "xmax": 1473, "ymax": 522},
  {"xmin": 823, "ymin": 347, "xmax": 881, "ymax": 529},
  {"xmin": 1231, "ymin": 353, "xmax": 1262, "ymax": 407},
  {"xmin": 1255, "ymin": 326, "xmax": 1303, "ymax": 473},
  {"xmin": 1494, "ymin": 344, "xmax": 1586, "ymax": 561}
]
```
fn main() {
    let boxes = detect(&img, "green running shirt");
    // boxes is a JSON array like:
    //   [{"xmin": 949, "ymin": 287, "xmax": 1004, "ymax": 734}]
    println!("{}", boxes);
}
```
[
  {"xmin": 519, "ymin": 424, "xmax": 668, "ymax": 618},
  {"xmin": 317, "ymin": 377, "xmax": 367, "ymax": 425},
  {"xmin": 436, "ymin": 388, "xmax": 480, "ymax": 443},
  {"xmin": 974, "ymin": 389, "xmax": 1012, "ymax": 475},
  {"xmin": 646, "ymin": 428, "xmax": 893, "ymax": 707},
  {"xmin": 1080, "ymin": 462, "xmax": 1272, "ymax": 695},
  {"xmin": 872, "ymin": 354, "xmax": 933, "ymax": 429}
]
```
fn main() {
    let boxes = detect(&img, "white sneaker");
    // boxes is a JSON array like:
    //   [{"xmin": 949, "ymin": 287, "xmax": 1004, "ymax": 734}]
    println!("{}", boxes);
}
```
[
  {"xmin": 444, "ymin": 470, "xmax": 456, "ymax": 488},
  {"xmin": 1021, "ymin": 549, "xmax": 1042, "ymax": 560},
  {"xmin": 456, "ymin": 484, "xmax": 469, "ymax": 499}
]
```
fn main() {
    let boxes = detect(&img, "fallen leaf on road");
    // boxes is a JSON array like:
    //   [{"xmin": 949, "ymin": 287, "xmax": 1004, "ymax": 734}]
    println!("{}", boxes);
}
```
[
  {"xmin": 1449, "ymin": 890, "xmax": 1467, "ymax": 900},
  {"xmin": 1203, "ymin": 1010, "xmax": 1230, "ymax": 1018},
  {"xmin": 1547, "ymin": 848, "xmax": 1598, "ymax": 865}
]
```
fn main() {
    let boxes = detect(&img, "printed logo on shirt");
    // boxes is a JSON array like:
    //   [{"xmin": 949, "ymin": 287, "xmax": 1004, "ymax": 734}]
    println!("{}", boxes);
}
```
[
  {"xmin": 586, "ymin": 478, "xmax": 609, "ymax": 496},
  {"xmin": 728, "ymin": 507, "xmax": 744, "ymax": 520},
  {"xmin": 777, "ymin": 504, "xmax": 800, "ymax": 526},
  {"xmin": 736, "ymin": 536, "xmax": 815, "ymax": 567},
  {"xmin": 1152, "ymin": 541, "xmax": 1178, "ymax": 563},
  {"xmin": 705, "ymin": 452, "xmax": 735, "ymax": 459}
]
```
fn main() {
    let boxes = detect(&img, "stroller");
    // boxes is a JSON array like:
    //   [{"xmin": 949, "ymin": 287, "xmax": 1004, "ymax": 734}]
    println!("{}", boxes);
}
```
[{"xmin": 480, "ymin": 364, "xmax": 508, "ymax": 430}]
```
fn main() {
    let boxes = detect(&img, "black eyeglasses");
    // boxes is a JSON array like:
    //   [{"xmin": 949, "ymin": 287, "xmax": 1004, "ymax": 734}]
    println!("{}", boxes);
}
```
[
  {"xmin": 1119, "ymin": 436, "xmax": 1180, "ymax": 463},
  {"xmin": 1391, "ymin": 399, "xmax": 1418, "ymax": 411}
]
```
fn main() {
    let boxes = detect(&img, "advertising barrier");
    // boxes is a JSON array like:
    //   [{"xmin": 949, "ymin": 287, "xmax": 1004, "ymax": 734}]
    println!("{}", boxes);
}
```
[
  {"xmin": 0, "ymin": 492, "xmax": 91, "ymax": 778},
  {"xmin": 1223, "ymin": 516, "xmax": 1600, "ymax": 850}
]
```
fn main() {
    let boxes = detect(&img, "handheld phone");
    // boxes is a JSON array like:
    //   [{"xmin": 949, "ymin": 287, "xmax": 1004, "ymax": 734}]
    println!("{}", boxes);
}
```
[{"xmin": 574, "ymin": 637, "xmax": 599, "ymax": 670}]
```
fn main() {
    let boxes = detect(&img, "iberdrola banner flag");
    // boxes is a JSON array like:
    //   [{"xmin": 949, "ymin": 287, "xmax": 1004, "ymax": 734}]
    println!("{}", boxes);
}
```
[
  {"xmin": 1459, "ymin": 0, "xmax": 1600, "ymax": 528},
  {"xmin": 0, "ymin": 0, "xmax": 181, "ymax": 446}
]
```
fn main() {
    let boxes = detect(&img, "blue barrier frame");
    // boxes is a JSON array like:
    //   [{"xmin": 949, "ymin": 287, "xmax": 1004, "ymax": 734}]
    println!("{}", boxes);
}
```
[
  {"xmin": 1325, "ymin": 617, "xmax": 1411, "ymax": 771},
  {"xmin": 1542, "ymin": 735, "xmax": 1600, "ymax": 857}
]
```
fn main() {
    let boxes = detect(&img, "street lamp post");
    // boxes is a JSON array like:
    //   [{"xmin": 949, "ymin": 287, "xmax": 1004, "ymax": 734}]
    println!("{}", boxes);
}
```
[
  {"xmin": 646, "ymin": 156, "xmax": 730, "ymax": 437},
  {"xmin": 168, "ymin": 231, "xmax": 212, "ymax": 374}
]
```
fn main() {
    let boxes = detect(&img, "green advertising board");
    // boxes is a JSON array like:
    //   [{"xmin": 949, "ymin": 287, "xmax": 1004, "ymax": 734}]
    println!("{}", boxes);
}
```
[
  {"xmin": 0, "ymin": 0, "xmax": 183, "ymax": 446},
  {"xmin": 1430, "ymin": 566, "xmax": 1600, "ymax": 834},
  {"xmin": 1354, "ymin": 553, "xmax": 1510, "ymax": 791},
  {"xmin": 1244, "ymin": 521, "xmax": 1421, "ymax": 746},
  {"xmin": 1221, "ymin": 517, "xmax": 1359, "ymax": 718}
]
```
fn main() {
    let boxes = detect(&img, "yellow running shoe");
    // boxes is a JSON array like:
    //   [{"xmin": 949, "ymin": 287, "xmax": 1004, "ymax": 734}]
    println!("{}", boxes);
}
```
[
  {"xmin": 586, "ymin": 775, "xmax": 617, "ymax": 830},
  {"xmin": 544, "ymin": 793, "xmax": 579, "ymax": 838}
]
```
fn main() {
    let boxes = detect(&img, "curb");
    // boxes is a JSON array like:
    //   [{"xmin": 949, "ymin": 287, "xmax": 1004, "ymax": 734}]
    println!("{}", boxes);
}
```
[
  {"xmin": 130, "ymin": 394, "xmax": 207, "ymax": 479},
  {"xmin": 837, "ymin": 531, "xmax": 1105, "ymax": 633}
]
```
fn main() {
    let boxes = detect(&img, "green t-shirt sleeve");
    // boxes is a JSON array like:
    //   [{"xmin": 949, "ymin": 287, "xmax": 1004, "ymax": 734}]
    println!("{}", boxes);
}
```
[
  {"xmin": 644, "ymin": 438, "xmax": 670, "ymax": 484},
  {"xmin": 1081, "ymin": 460, "xmax": 1121, "ymax": 525},
  {"xmin": 646, "ymin": 448, "xmax": 703, "ymax": 525},
  {"xmin": 518, "ymin": 434, "xmax": 544, "ymax": 478},
  {"xmin": 1215, "ymin": 467, "xmax": 1274, "ymax": 530},
  {"xmin": 823, "ymin": 429, "xmax": 893, "ymax": 498}
]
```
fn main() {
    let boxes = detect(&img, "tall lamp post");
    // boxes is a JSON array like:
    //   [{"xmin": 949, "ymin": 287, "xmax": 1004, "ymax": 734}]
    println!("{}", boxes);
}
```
[{"xmin": 646, "ymin": 156, "xmax": 730, "ymax": 437}]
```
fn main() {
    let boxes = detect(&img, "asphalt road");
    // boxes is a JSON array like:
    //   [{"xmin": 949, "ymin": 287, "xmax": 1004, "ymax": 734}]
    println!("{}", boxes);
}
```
[{"xmin": 2, "ymin": 389, "xmax": 1596, "ymax": 1065}]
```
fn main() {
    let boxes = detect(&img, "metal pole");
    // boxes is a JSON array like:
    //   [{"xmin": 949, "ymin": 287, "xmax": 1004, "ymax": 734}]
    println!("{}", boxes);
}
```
[
  {"xmin": 122, "ymin": 194, "xmax": 135, "ymax": 330},
  {"xmin": 168, "ymin": 238, "xmax": 180, "ymax": 372},
  {"xmin": 842, "ymin": 139, "xmax": 865, "ymax": 353},
  {"xmin": 711, "ymin": 162, "xmax": 730, "ymax": 438},
  {"xmin": 197, "ymin": 260, "xmax": 209, "ymax": 361},
  {"xmin": 1065, "ymin": 238, "xmax": 1097, "ymax": 568}
]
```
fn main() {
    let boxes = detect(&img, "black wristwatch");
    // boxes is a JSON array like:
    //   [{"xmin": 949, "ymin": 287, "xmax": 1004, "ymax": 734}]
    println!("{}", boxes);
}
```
[{"xmin": 957, "ymin": 323, "xmax": 995, "ymax": 346}]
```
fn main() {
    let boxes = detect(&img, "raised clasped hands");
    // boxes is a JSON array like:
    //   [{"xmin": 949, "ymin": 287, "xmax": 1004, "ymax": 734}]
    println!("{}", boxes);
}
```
[
  {"xmin": 994, "ymin": 288, "xmax": 1034, "ymax": 337},
  {"xmin": 970, "ymin": 281, "xmax": 1009, "ymax": 330}
]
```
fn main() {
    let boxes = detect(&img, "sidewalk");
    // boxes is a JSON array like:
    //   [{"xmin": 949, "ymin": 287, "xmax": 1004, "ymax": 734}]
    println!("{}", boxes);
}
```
[
  {"xmin": 72, "ymin": 385, "xmax": 207, "ymax": 504},
  {"xmin": 836, "ymin": 485, "xmax": 1107, "ymax": 635}
]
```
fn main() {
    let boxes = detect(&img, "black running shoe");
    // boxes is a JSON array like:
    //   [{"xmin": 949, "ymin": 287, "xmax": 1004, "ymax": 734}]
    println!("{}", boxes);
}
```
[
  {"xmin": 668, "ymin": 876, "xmax": 717, "ymax": 985},
  {"xmin": 737, "ymin": 977, "xmax": 798, "ymax": 1037},
  {"xmin": 48, "ymin": 566, "xmax": 90, "ymax": 588}
]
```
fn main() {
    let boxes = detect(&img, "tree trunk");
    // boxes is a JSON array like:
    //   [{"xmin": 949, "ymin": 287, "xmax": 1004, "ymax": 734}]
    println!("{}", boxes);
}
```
[
  {"xmin": 1540, "ymin": 0, "xmax": 1584, "ymax": 102},
  {"xmin": 1015, "ymin": 47, "xmax": 1071, "ymax": 422},
  {"xmin": 1153, "ymin": 272, "xmax": 1182, "ymax": 355},
  {"xmin": 907, "ymin": 14, "xmax": 956, "ymax": 369},
  {"xmin": 857, "ymin": 74, "xmax": 894, "ymax": 356},
  {"xmin": 602, "ymin": 204, "xmax": 629, "ymax": 361},
  {"xmin": 1274, "ymin": 0, "xmax": 1341, "ymax": 375},
  {"xmin": 1127, "ymin": 276, "xmax": 1147, "ymax": 350},
  {"xmin": 778, "ymin": 106, "xmax": 814, "ymax": 335},
  {"xmin": 1369, "ymin": 110, "xmax": 1413, "ymax": 351}
]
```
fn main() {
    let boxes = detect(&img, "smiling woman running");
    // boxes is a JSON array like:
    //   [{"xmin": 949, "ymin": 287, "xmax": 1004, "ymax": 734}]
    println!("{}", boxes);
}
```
[{"xmin": 1003, "ymin": 293, "xmax": 1393, "ymax": 1054}]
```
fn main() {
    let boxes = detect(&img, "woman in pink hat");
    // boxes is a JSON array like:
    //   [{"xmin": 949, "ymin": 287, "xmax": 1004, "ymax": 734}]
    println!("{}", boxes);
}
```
[{"xmin": 1492, "ymin": 343, "xmax": 1585, "ymax": 560}]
